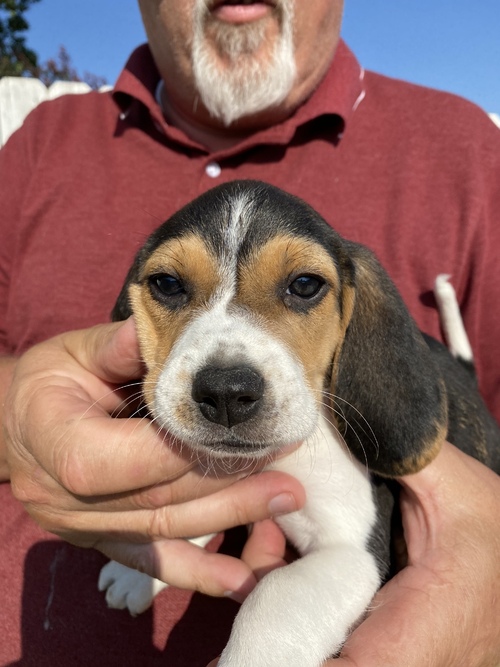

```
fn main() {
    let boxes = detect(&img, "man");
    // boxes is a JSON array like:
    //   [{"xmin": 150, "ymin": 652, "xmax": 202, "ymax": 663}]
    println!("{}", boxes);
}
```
[{"xmin": 1, "ymin": 1, "xmax": 499, "ymax": 665}]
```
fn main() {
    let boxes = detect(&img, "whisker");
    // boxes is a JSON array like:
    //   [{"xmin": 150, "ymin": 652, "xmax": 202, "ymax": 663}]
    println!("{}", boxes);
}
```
[{"xmin": 317, "ymin": 389, "xmax": 379, "ymax": 456}]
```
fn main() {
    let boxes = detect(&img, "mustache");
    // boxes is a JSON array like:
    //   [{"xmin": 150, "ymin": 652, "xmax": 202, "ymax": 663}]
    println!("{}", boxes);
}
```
[{"xmin": 201, "ymin": 0, "xmax": 292, "ymax": 14}]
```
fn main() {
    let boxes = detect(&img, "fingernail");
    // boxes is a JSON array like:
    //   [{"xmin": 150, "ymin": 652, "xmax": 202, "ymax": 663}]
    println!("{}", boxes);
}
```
[
  {"xmin": 224, "ymin": 590, "xmax": 245, "ymax": 604},
  {"xmin": 268, "ymin": 492, "xmax": 297, "ymax": 517}
]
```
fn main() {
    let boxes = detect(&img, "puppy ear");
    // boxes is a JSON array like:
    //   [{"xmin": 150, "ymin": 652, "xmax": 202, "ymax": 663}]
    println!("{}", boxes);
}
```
[
  {"xmin": 111, "ymin": 261, "xmax": 142, "ymax": 322},
  {"xmin": 332, "ymin": 242, "xmax": 447, "ymax": 476}
]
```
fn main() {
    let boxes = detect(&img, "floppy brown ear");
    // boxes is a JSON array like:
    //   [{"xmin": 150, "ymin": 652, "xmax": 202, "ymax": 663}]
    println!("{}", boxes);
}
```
[{"xmin": 332, "ymin": 242, "xmax": 447, "ymax": 477}]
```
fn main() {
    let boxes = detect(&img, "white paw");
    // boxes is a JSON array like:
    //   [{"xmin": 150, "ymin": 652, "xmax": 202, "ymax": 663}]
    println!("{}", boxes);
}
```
[{"xmin": 98, "ymin": 560, "xmax": 167, "ymax": 616}]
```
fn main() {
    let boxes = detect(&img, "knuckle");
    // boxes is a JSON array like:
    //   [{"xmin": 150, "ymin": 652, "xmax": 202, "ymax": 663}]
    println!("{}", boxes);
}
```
[
  {"xmin": 21, "ymin": 500, "xmax": 70, "ymax": 537},
  {"xmin": 133, "ymin": 484, "xmax": 174, "ymax": 511},
  {"xmin": 10, "ymin": 468, "xmax": 49, "ymax": 506},
  {"xmin": 53, "ymin": 443, "xmax": 91, "ymax": 497},
  {"xmin": 229, "ymin": 494, "xmax": 253, "ymax": 527},
  {"xmin": 147, "ymin": 506, "xmax": 175, "ymax": 540},
  {"xmin": 191, "ymin": 568, "xmax": 210, "ymax": 595},
  {"xmin": 50, "ymin": 420, "xmax": 105, "ymax": 498},
  {"xmin": 32, "ymin": 506, "xmax": 67, "ymax": 535},
  {"xmin": 7, "ymin": 443, "xmax": 55, "ymax": 510}
]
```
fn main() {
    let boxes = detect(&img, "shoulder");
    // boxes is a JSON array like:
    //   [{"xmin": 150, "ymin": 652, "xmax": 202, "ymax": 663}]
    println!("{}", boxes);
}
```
[
  {"xmin": 364, "ymin": 71, "xmax": 498, "ymax": 140},
  {"xmin": 364, "ymin": 70, "xmax": 496, "ymax": 126},
  {"xmin": 356, "ymin": 70, "xmax": 500, "ymax": 173},
  {"xmin": 9, "ymin": 89, "xmax": 119, "ymax": 162},
  {"xmin": 26, "ymin": 87, "xmax": 117, "ymax": 122}
]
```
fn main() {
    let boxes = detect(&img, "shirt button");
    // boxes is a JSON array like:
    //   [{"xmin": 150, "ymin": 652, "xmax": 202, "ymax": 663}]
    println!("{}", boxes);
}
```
[{"xmin": 205, "ymin": 161, "xmax": 221, "ymax": 178}]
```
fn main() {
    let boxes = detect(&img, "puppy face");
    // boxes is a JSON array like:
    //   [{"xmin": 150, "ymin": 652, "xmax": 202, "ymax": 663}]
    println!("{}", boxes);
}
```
[
  {"xmin": 120, "ymin": 182, "xmax": 355, "ymax": 459},
  {"xmin": 115, "ymin": 181, "xmax": 447, "ymax": 474}
]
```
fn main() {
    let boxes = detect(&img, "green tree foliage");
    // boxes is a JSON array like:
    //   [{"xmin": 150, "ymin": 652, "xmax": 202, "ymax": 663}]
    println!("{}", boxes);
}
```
[{"xmin": 0, "ymin": 0, "xmax": 41, "ymax": 76}]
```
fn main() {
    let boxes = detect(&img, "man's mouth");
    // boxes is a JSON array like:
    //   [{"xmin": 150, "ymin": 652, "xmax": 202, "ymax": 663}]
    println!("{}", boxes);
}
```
[{"xmin": 210, "ymin": 0, "xmax": 276, "ymax": 24}]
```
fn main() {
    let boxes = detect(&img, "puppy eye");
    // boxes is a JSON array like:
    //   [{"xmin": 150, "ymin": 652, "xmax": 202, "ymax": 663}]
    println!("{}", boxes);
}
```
[
  {"xmin": 153, "ymin": 274, "xmax": 184, "ymax": 295},
  {"xmin": 287, "ymin": 275, "xmax": 324, "ymax": 299},
  {"xmin": 149, "ymin": 274, "xmax": 185, "ymax": 297}
]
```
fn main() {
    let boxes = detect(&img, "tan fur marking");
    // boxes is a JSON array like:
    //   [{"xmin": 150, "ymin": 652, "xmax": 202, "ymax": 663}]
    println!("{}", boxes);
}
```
[
  {"xmin": 237, "ymin": 235, "xmax": 349, "ymax": 395},
  {"xmin": 390, "ymin": 422, "xmax": 447, "ymax": 475},
  {"xmin": 130, "ymin": 235, "xmax": 221, "ymax": 408},
  {"xmin": 142, "ymin": 235, "xmax": 221, "ymax": 298}
]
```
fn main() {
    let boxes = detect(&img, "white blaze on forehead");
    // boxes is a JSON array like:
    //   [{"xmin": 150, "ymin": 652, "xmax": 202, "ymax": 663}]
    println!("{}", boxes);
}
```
[
  {"xmin": 225, "ymin": 191, "xmax": 255, "ymax": 256},
  {"xmin": 215, "ymin": 191, "xmax": 257, "ymax": 300}
]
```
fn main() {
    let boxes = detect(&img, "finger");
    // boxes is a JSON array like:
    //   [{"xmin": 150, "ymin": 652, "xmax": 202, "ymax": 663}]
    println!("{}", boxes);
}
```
[
  {"xmin": 62, "ymin": 317, "xmax": 144, "ymax": 385},
  {"xmin": 101, "ymin": 538, "xmax": 258, "ymax": 599},
  {"xmin": 241, "ymin": 519, "xmax": 288, "ymax": 582},
  {"xmin": 18, "ymin": 404, "xmax": 196, "ymax": 497},
  {"xmin": 36, "ymin": 472, "xmax": 304, "ymax": 543},
  {"xmin": 23, "ymin": 457, "xmax": 242, "ymax": 513},
  {"xmin": 7, "ymin": 320, "xmax": 167, "ymax": 496},
  {"xmin": 14, "ymin": 319, "xmax": 144, "ymax": 415}
]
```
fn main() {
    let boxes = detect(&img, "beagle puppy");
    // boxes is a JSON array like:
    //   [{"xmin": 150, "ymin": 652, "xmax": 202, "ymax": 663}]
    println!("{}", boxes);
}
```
[{"xmin": 99, "ymin": 180, "xmax": 500, "ymax": 667}]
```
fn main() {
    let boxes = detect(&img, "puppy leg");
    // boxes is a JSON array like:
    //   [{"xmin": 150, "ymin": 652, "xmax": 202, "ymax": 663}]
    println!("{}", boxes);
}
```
[
  {"xmin": 98, "ymin": 534, "xmax": 215, "ymax": 615},
  {"xmin": 98, "ymin": 561, "xmax": 168, "ymax": 616},
  {"xmin": 218, "ymin": 544, "xmax": 380, "ymax": 667}
]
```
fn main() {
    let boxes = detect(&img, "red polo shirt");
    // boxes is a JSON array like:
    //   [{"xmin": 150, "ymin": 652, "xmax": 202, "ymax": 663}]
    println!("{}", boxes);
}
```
[{"xmin": 1, "ymin": 41, "xmax": 499, "ymax": 665}]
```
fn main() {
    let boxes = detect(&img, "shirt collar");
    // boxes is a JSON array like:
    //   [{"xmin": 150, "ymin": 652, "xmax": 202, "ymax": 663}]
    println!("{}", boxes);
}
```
[{"xmin": 113, "ymin": 39, "xmax": 365, "ymax": 155}]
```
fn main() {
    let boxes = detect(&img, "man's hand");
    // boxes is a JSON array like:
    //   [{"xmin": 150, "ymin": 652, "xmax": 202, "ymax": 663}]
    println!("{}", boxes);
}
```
[
  {"xmin": 4, "ymin": 319, "xmax": 305, "ymax": 599},
  {"xmin": 208, "ymin": 442, "xmax": 500, "ymax": 667},
  {"xmin": 327, "ymin": 442, "xmax": 500, "ymax": 667}
]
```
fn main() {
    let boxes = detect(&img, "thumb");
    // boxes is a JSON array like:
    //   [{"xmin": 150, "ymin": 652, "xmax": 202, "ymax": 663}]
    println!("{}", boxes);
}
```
[{"xmin": 61, "ymin": 317, "xmax": 144, "ymax": 383}]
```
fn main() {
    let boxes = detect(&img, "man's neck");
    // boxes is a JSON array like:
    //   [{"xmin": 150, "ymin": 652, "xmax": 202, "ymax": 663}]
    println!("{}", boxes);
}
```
[{"xmin": 160, "ymin": 84, "xmax": 256, "ymax": 152}]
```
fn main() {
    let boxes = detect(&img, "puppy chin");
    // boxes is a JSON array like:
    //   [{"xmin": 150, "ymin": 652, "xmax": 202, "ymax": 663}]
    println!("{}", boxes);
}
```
[
  {"xmin": 192, "ymin": 439, "xmax": 304, "ymax": 477},
  {"xmin": 174, "ymin": 436, "xmax": 299, "ymax": 462},
  {"xmin": 157, "ymin": 420, "xmax": 305, "ymax": 475}
]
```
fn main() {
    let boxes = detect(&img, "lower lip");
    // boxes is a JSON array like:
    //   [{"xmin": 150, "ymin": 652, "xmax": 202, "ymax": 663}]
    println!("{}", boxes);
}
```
[{"xmin": 212, "ymin": 2, "xmax": 272, "ymax": 24}]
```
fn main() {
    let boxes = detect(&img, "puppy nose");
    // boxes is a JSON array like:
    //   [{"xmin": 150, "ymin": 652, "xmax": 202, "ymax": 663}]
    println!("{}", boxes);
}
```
[{"xmin": 192, "ymin": 366, "xmax": 264, "ymax": 428}]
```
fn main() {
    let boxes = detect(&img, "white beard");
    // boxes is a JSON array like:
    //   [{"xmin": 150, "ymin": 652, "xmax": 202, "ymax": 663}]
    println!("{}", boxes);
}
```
[{"xmin": 191, "ymin": 0, "xmax": 296, "ymax": 126}]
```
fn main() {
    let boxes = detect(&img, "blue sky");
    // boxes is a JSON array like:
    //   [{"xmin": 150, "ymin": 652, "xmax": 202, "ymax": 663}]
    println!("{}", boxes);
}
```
[{"xmin": 26, "ymin": 0, "xmax": 500, "ymax": 114}]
